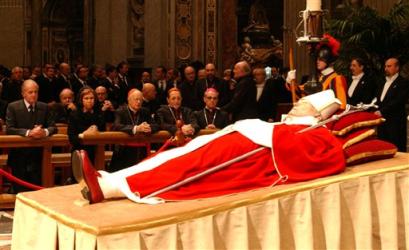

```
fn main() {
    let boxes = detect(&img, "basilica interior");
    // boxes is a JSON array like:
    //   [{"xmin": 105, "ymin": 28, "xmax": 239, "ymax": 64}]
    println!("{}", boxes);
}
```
[{"xmin": 0, "ymin": 0, "xmax": 398, "ymax": 80}]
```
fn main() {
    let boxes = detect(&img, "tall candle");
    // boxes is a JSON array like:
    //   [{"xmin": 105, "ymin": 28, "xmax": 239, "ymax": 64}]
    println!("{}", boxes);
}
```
[{"xmin": 306, "ymin": 0, "xmax": 321, "ymax": 11}]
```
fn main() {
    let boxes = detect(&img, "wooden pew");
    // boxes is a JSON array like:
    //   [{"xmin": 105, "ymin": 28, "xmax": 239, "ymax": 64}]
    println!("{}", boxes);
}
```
[
  {"xmin": 79, "ymin": 129, "xmax": 218, "ymax": 170},
  {"xmin": 0, "ymin": 129, "xmax": 218, "ymax": 188},
  {"xmin": 0, "ymin": 134, "xmax": 69, "ymax": 187}
]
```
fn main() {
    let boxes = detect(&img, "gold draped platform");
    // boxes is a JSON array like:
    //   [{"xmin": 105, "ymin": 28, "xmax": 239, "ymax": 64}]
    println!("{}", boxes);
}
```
[{"xmin": 11, "ymin": 153, "xmax": 409, "ymax": 249}]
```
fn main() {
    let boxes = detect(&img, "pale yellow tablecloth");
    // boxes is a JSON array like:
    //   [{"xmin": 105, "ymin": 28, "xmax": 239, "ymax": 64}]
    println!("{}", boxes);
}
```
[{"xmin": 12, "ymin": 153, "xmax": 409, "ymax": 250}]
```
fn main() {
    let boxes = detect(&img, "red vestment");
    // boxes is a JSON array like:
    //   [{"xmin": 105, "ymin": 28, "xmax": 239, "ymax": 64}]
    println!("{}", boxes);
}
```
[{"xmin": 125, "ymin": 124, "xmax": 345, "ymax": 200}]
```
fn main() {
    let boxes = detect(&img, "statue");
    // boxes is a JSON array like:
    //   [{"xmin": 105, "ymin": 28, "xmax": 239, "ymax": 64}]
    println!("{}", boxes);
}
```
[
  {"xmin": 239, "ymin": 37, "xmax": 255, "ymax": 64},
  {"xmin": 130, "ymin": 0, "xmax": 145, "ymax": 50},
  {"xmin": 243, "ymin": 0, "xmax": 270, "ymax": 33},
  {"xmin": 239, "ymin": 36, "xmax": 283, "ymax": 66}
]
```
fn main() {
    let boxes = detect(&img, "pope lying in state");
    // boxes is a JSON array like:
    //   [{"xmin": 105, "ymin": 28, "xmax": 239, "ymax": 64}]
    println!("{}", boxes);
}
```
[{"xmin": 73, "ymin": 90, "xmax": 346, "ymax": 204}]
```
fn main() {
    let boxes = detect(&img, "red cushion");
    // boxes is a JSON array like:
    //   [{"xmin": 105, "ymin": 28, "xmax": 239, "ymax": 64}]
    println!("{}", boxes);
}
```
[
  {"xmin": 336, "ymin": 128, "xmax": 376, "ymax": 149},
  {"xmin": 344, "ymin": 139, "xmax": 397, "ymax": 166},
  {"xmin": 326, "ymin": 111, "xmax": 384, "ymax": 136}
]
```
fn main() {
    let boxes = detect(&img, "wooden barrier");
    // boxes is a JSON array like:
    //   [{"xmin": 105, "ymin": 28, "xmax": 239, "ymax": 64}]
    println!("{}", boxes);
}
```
[
  {"xmin": 79, "ymin": 129, "xmax": 217, "ymax": 170},
  {"xmin": 0, "ymin": 129, "xmax": 218, "ymax": 187},
  {"xmin": 0, "ymin": 134, "xmax": 68, "ymax": 187}
]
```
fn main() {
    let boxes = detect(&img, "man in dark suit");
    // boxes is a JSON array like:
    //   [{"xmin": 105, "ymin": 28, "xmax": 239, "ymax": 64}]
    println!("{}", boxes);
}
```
[
  {"xmin": 347, "ymin": 57, "xmax": 377, "ymax": 105},
  {"xmin": 35, "ymin": 65, "xmax": 56, "ymax": 104},
  {"xmin": 142, "ymin": 83, "xmax": 160, "ymax": 117},
  {"xmin": 193, "ymin": 88, "xmax": 229, "ymax": 129},
  {"xmin": 253, "ymin": 68, "xmax": 277, "ymax": 122},
  {"xmin": 54, "ymin": 63, "xmax": 72, "ymax": 102},
  {"xmin": 179, "ymin": 66, "xmax": 201, "ymax": 111},
  {"xmin": 154, "ymin": 66, "xmax": 171, "ymax": 105},
  {"xmin": 88, "ymin": 64, "xmax": 105, "ymax": 90},
  {"xmin": 110, "ymin": 89, "xmax": 159, "ymax": 171},
  {"xmin": 375, "ymin": 57, "xmax": 409, "ymax": 152},
  {"xmin": 196, "ymin": 63, "xmax": 230, "ymax": 107},
  {"xmin": 49, "ymin": 88, "xmax": 76, "ymax": 123},
  {"xmin": 1, "ymin": 66, "xmax": 24, "ymax": 104},
  {"xmin": 71, "ymin": 65, "xmax": 89, "ymax": 97},
  {"xmin": 222, "ymin": 61, "xmax": 258, "ymax": 122},
  {"xmin": 6, "ymin": 79, "xmax": 57, "ymax": 192},
  {"xmin": 156, "ymin": 88, "xmax": 199, "ymax": 136}
]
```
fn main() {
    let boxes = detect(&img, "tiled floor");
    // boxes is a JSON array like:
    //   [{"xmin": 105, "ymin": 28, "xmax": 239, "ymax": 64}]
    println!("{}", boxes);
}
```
[{"xmin": 0, "ymin": 211, "xmax": 13, "ymax": 250}]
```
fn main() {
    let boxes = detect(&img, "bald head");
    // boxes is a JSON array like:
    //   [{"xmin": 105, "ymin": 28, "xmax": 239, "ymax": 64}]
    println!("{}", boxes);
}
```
[
  {"xmin": 128, "ymin": 89, "xmax": 144, "ymax": 111},
  {"xmin": 59, "ymin": 63, "xmax": 71, "ymax": 76},
  {"xmin": 142, "ymin": 83, "xmax": 157, "ymax": 101},
  {"xmin": 385, "ymin": 57, "xmax": 400, "ymax": 77},
  {"xmin": 22, "ymin": 79, "xmax": 39, "ymax": 105},
  {"xmin": 95, "ymin": 86, "xmax": 107, "ymax": 102},
  {"xmin": 233, "ymin": 61, "xmax": 251, "ymax": 80},
  {"xmin": 184, "ymin": 66, "xmax": 196, "ymax": 82},
  {"xmin": 59, "ymin": 88, "xmax": 74, "ymax": 106}
]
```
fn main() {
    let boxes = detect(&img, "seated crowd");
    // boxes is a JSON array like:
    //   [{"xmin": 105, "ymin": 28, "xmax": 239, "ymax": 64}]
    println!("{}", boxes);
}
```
[{"xmin": 0, "ymin": 57, "xmax": 408, "ymax": 193}]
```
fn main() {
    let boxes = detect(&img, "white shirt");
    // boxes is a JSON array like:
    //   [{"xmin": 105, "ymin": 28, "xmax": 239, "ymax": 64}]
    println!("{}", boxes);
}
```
[
  {"xmin": 255, "ymin": 82, "xmax": 265, "ymax": 101},
  {"xmin": 381, "ymin": 73, "xmax": 399, "ymax": 101},
  {"xmin": 158, "ymin": 80, "xmax": 166, "ymax": 90},
  {"xmin": 119, "ymin": 73, "xmax": 128, "ymax": 86},
  {"xmin": 348, "ymin": 72, "xmax": 364, "ymax": 97}
]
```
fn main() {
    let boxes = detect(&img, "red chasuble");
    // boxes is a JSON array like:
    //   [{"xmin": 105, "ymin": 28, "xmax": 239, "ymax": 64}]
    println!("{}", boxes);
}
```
[{"xmin": 126, "ymin": 124, "xmax": 345, "ymax": 200}]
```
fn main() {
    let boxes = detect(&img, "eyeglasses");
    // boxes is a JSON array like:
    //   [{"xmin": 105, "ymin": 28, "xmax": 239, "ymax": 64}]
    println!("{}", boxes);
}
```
[{"xmin": 205, "ymin": 96, "xmax": 218, "ymax": 100}]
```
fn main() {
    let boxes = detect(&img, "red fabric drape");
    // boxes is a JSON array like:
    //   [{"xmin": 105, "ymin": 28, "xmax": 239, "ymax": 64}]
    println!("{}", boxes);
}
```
[{"xmin": 126, "ymin": 125, "xmax": 345, "ymax": 200}]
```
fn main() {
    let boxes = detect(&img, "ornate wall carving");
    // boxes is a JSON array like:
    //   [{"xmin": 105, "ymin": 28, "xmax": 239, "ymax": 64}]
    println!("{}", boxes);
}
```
[
  {"xmin": 175, "ymin": 0, "xmax": 192, "ymax": 67},
  {"xmin": 130, "ymin": 0, "xmax": 144, "ymax": 57},
  {"xmin": 0, "ymin": 0, "xmax": 23, "ymax": 7},
  {"xmin": 206, "ymin": 0, "xmax": 217, "ymax": 64}
]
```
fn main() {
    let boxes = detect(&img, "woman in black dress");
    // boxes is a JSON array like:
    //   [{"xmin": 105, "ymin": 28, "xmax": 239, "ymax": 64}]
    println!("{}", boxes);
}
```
[{"xmin": 68, "ymin": 87, "xmax": 106, "ymax": 162}]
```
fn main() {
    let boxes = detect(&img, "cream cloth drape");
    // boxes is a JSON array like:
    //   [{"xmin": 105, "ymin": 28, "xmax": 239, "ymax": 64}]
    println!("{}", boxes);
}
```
[{"xmin": 12, "ymin": 153, "xmax": 409, "ymax": 250}]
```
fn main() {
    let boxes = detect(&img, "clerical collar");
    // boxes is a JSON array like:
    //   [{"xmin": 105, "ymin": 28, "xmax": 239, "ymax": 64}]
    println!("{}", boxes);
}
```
[
  {"xmin": 385, "ymin": 73, "xmax": 399, "ymax": 82},
  {"xmin": 283, "ymin": 116, "xmax": 319, "ymax": 126},
  {"xmin": 321, "ymin": 67, "xmax": 334, "ymax": 76}
]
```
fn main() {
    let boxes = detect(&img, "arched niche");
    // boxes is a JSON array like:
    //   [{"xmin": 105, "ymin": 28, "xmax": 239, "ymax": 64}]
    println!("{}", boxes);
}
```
[{"xmin": 41, "ymin": 0, "xmax": 84, "ymax": 65}]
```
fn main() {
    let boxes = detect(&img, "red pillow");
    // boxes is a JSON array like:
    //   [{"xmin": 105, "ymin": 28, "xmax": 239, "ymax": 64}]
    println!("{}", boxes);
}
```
[
  {"xmin": 326, "ymin": 111, "xmax": 385, "ymax": 136},
  {"xmin": 336, "ymin": 128, "xmax": 376, "ymax": 149},
  {"xmin": 344, "ymin": 139, "xmax": 397, "ymax": 166}
]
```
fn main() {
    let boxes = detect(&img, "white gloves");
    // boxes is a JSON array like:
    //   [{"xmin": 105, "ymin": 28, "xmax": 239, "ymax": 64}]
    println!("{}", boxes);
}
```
[{"xmin": 286, "ymin": 69, "xmax": 296, "ymax": 83}]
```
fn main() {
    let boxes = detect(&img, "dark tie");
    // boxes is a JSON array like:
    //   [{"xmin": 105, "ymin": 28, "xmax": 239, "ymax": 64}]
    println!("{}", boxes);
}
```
[
  {"xmin": 28, "ymin": 105, "xmax": 35, "ymax": 126},
  {"xmin": 132, "ymin": 111, "xmax": 138, "ymax": 124}
]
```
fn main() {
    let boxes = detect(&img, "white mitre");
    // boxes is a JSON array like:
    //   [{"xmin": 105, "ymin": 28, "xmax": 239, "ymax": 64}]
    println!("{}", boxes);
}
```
[{"xmin": 303, "ymin": 89, "xmax": 341, "ymax": 120}]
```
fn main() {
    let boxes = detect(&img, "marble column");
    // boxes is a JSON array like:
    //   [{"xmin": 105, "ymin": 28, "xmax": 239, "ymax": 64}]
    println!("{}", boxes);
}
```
[
  {"xmin": 220, "ymin": 0, "xmax": 237, "ymax": 70},
  {"xmin": 31, "ymin": 0, "xmax": 42, "ymax": 66}
]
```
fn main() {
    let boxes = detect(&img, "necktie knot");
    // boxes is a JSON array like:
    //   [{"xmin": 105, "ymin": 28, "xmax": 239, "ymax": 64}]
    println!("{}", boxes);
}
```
[{"xmin": 28, "ymin": 105, "xmax": 34, "ymax": 113}]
